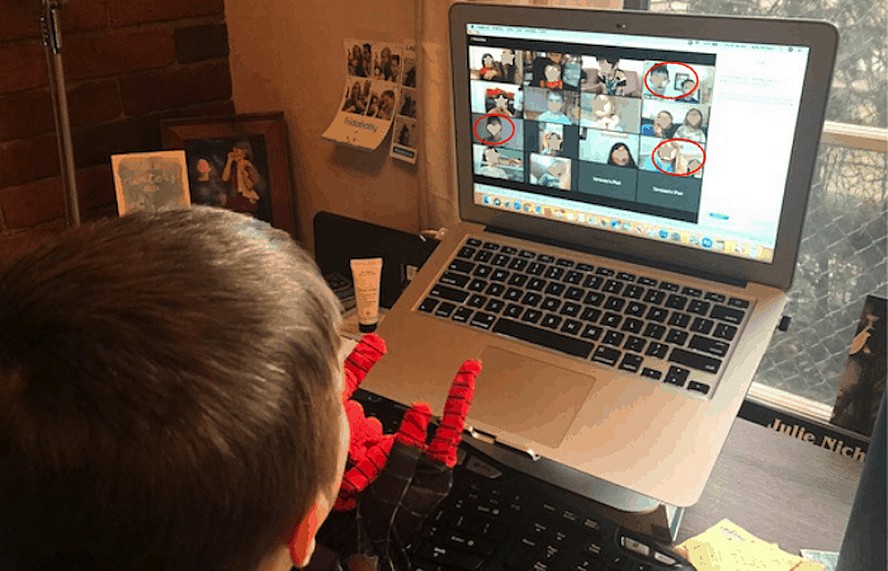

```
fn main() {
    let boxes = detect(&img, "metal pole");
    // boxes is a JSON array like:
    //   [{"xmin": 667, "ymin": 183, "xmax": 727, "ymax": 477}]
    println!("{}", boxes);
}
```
[{"xmin": 40, "ymin": 0, "xmax": 81, "ymax": 227}]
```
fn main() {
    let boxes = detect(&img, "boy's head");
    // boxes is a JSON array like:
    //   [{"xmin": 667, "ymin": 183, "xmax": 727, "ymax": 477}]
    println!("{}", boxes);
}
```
[{"xmin": 0, "ymin": 207, "xmax": 345, "ymax": 571}]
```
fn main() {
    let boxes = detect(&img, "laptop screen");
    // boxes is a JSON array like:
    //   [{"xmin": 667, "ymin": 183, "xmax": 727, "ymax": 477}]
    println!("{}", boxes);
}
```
[{"xmin": 464, "ymin": 23, "xmax": 810, "ymax": 265}]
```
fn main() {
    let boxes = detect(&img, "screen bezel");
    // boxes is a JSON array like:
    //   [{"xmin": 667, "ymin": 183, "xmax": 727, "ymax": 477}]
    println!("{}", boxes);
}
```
[{"xmin": 450, "ymin": 4, "xmax": 838, "ymax": 289}]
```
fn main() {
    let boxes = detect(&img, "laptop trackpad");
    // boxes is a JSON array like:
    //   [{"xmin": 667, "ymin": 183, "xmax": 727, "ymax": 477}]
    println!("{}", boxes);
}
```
[{"xmin": 470, "ymin": 346, "xmax": 595, "ymax": 449}]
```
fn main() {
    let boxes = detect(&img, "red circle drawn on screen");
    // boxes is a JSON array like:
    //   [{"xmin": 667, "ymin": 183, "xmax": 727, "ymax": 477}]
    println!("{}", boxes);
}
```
[
  {"xmin": 651, "ymin": 138, "xmax": 706, "ymax": 177},
  {"xmin": 473, "ymin": 113, "xmax": 516, "ymax": 146},
  {"xmin": 643, "ymin": 62, "xmax": 700, "ymax": 101}
]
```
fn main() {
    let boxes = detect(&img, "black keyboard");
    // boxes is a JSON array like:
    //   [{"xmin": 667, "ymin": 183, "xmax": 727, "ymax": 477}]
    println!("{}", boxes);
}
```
[
  {"xmin": 417, "ymin": 237, "xmax": 752, "ymax": 399},
  {"xmin": 352, "ymin": 390, "xmax": 696, "ymax": 571}
]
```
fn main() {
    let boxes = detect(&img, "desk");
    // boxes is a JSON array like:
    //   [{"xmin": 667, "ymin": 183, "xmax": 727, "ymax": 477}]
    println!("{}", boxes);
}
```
[{"xmin": 679, "ymin": 417, "xmax": 862, "ymax": 554}]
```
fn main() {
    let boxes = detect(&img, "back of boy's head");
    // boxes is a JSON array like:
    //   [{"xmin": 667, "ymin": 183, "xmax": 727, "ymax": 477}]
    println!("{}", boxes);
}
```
[{"xmin": 0, "ymin": 207, "xmax": 343, "ymax": 570}]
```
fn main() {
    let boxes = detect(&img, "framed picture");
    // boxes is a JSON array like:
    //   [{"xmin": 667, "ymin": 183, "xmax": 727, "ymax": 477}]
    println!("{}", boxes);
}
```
[
  {"xmin": 111, "ymin": 150, "xmax": 190, "ymax": 215},
  {"xmin": 674, "ymin": 73, "xmax": 690, "ymax": 91},
  {"xmin": 161, "ymin": 112, "xmax": 295, "ymax": 235}
]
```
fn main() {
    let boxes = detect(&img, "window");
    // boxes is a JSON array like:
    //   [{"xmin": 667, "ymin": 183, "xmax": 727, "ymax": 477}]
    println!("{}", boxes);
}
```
[{"xmin": 649, "ymin": 1, "xmax": 888, "ymax": 416}]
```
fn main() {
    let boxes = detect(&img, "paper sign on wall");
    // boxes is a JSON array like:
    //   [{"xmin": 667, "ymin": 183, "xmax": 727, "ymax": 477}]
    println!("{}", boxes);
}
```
[{"xmin": 323, "ymin": 39, "xmax": 403, "ymax": 150}]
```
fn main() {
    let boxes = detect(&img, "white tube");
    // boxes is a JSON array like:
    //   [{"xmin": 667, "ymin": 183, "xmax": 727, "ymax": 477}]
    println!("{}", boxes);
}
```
[{"xmin": 350, "ymin": 257, "xmax": 383, "ymax": 332}]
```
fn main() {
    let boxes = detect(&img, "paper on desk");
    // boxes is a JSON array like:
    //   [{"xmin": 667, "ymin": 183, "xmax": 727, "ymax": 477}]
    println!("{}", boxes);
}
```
[
  {"xmin": 676, "ymin": 519, "xmax": 825, "ymax": 571},
  {"xmin": 324, "ymin": 39, "xmax": 403, "ymax": 150}
]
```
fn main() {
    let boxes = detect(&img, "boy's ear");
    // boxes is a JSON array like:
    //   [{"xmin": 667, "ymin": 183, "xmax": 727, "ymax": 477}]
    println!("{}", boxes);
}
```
[{"xmin": 288, "ymin": 496, "xmax": 327, "ymax": 569}]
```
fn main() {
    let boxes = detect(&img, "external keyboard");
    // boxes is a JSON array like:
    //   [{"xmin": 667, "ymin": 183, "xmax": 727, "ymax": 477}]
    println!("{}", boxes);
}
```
[
  {"xmin": 417, "ymin": 237, "xmax": 752, "ymax": 399},
  {"xmin": 352, "ymin": 390, "xmax": 696, "ymax": 571}
]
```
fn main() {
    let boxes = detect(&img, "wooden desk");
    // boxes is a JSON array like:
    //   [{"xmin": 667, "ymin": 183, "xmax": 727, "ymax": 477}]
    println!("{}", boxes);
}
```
[{"xmin": 678, "ymin": 417, "xmax": 863, "ymax": 555}]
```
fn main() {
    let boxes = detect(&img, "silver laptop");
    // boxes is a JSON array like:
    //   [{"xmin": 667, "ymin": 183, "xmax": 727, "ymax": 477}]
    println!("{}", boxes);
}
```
[{"xmin": 362, "ymin": 4, "xmax": 837, "ymax": 508}]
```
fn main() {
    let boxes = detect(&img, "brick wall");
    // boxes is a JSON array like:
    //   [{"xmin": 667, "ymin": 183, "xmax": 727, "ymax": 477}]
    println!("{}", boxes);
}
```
[{"xmin": 0, "ymin": 0, "xmax": 235, "ymax": 258}]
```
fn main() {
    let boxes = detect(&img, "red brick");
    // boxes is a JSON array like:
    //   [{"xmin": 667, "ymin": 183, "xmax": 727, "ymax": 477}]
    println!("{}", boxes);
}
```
[
  {"xmin": 108, "ymin": 0, "xmax": 223, "ymax": 26},
  {"xmin": 65, "ymin": 27, "xmax": 175, "ymax": 81},
  {"xmin": 72, "ymin": 117, "xmax": 160, "ymax": 169},
  {"xmin": 76, "ymin": 164, "xmax": 116, "ymax": 211},
  {"xmin": 0, "ymin": 133, "xmax": 60, "ymax": 188},
  {"xmin": 0, "ymin": 1, "xmax": 44, "ymax": 41},
  {"xmin": 119, "ymin": 61, "xmax": 231, "ymax": 115},
  {"xmin": 0, "ymin": 219, "xmax": 66, "ymax": 261},
  {"xmin": 0, "ymin": 41, "xmax": 48, "ymax": 95},
  {"xmin": 0, "ymin": 90, "xmax": 55, "ymax": 141},
  {"xmin": 68, "ymin": 80, "xmax": 122, "ymax": 127},
  {"xmin": 157, "ymin": 99, "xmax": 235, "ymax": 122},
  {"xmin": 175, "ymin": 23, "xmax": 229, "ymax": 64},
  {"xmin": 0, "ymin": 176, "xmax": 65, "ymax": 229}
]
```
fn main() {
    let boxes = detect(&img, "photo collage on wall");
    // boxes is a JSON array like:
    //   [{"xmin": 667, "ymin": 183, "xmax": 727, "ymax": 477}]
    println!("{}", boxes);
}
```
[{"xmin": 469, "ymin": 44, "xmax": 715, "ymax": 223}]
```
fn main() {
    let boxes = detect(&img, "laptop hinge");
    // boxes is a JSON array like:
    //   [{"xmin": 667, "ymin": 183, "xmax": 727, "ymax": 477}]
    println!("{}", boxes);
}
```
[{"xmin": 485, "ymin": 225, "xmax": 748, "ymax": 288}]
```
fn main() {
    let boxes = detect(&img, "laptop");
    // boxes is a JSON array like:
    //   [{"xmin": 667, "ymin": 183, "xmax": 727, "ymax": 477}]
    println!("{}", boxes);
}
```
[{"xmin": 362, "ymin": 4, "xmax": 837, "ymax": 509}]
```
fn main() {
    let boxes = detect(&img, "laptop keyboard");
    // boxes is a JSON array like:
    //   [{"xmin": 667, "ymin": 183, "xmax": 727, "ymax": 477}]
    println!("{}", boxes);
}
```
[
  {"xmin": 416, "ymin": 237, "xmax": 752, "ymax": 399},
  {"xmin": 349, "ymin": 389, "xmax": 695, "ymax": 571}
]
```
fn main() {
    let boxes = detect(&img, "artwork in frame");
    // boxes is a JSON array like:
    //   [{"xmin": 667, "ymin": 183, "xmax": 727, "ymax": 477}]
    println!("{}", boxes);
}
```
[
  {"xmin": 161, "ymin": 112, "xmax": 296, "ymax": 235},
  {"xmin": 111, "ymin": 150, "xmax": 191, "ymax": 215}
]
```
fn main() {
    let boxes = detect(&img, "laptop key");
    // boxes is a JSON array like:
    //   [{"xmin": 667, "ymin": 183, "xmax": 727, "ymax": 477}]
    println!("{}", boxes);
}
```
[
  {"xmin": 728, "ymin": 297, "xmax": 750, "ymax": 309},
  {"xmin": 584, "ymin": 291, "xmax": 605, "ymax": 306},
  {"xmin": 624, "ymin": 335, "xmax": 646, "ymax": 353},
  {"xmin": 494, "ymin": 318, "xmax": 595, "ymax": 358},
  {"xmin": 690, "ymin": 317, "xmax": 714, "ymax": 335},
  {"xmin": 581, "ymin": 324, "xmax": 603, "ymax": 341},
  {"xmin": 645, "ymin": 341, "xmax": 669, "ymax": 358},
  {"xmin": 419, "ymin": 298, "xmax": 439, "ymax": 313},
  {"xmin": 491, "ymin": 269, "xmax": 509, "ymax": 282},
  {"xmin": 541, "ymin": 314, "xmax": 562, "ymax": 329},
  {"xmin": 467, "ymin": 294, "xmax": 486, "ymax": 308},
  {"xmin": 664, "ymin": 365, "xmax": 690, "ymax": 387},
  {"xmin": 668, "ymin": 312, "xmax": 691, "ymax": 328},
  {"xmin": 485, "ymin": 283, "xmax": 505, "ymax": 297},
  {"xmin": 659, "ymin": 281, "xmax": 680, "ymax": 292},
  {"xmin": 711, "ymin": 304, "xmax": 745, "ymax": 324},
  {"xmin": 522, "ymin": 309, "xmax": 543, "ymax": 324},
  {"xmin": 452, "ymin": 307, "xmax": 473, "ymax": 323},
  {"xmin": 624, "ymin": 284, "xmax": 645, "ymax": 300},
  {"xmin": 528, "ymin": 262, "xmax": 546, "ymax": 276},
  {"xmin": 430, "ymin": 284, "xmax": 469, "ymax": 303},
  {"xmin": 466, "ymin": 238, "xmax": 482, "ymax": 247},
  {"xmin": 603, "ymin": 279, "xmax": 624, "ymax": 294},
  {"xmin": 665, "ymin": 294, "xmax": 688, "ymax": 310},
  {"xmin": 643, "ymin": 290, "xmax": 666, "ymax": 305},
  {"xmin": 474, "ymin": 250, "xmax": 493, "ymax": 262},
  {"xmin": 619, "ymin": 353, "xmax": 644, "ymax": 372},
  {"xmin": 505, "ymin": 303, "xmax": 524, "ymax": 318},
  {"xmin": 602, "ymin": 312, "xmax": 622, "ymax": 328},
  {"xmin": 603, "ymin": 330, "xmax": 625, "ymax": 346},
  {"xmin": 646, "ymin": 307, "xmax": 668, "ymax": 322},
  {"xmin": 621, "ymin": 317, "xmax": 644, "ymax": 334},
  {"xmin": 682, "ymin": 286, "xmax": 703, "ymax": 298},
  {"xmin": 435, "ymin": 302, "xmax": 456, "ymax": 318},
  {"xmin": 638, "ymin": 276, "xmax": 658, "ymax": 287},
  {"xmin": 583, "ymin": 275, "xmax": 604, "ymax": 289},
  {"xmin": 440, "ymin": 272, "xmax": 470, "ymax": 288},
  {"xmin": 689, "ymin": 335, "xmax": 730, "ymax": 357},
  {"xmin": 556, "ymin": 258, "xmax": 574, "ymax": 268},
  {"xmin": 560, "ymin": 301, "xmax": 581, "ymax": 317},
  {"xmin": 458, "ymin": 246, "xmax": 477, "ymax": 259},
  {"xmin": 528, "ymin": 277, "xmax": 546, "ymax": 291},
  {"xmin": 538, "ymin": 254, "xmax": 555, "ymax": 263},
  {"xmin": 705, "ymin": 291, "xmax": 726, "ymax": 303},
  {"xmin": 501, "ymin": 246, "xmax": 518, "ymax": 255},
  {"xmin": 541, "ymin": 297, "xmax": 561, "ymax": 312},
  {"xmin": 625, "ymin": 301, "xmax": 647, "ymax": 317},
  {"xmin": 508, "ymin": 257, "xmax": 528, "ymax": 271},
  {"xmin": 595, "ymin": 267, "xmax": 615, "ymax": 277},
  {"xmin": 564, "ymin": 286, "xmax": 584, "ymax": 301},
  {"xmin": 642, "ymin": 323, "xmax": 666, "ymax": 340},
  {"xmin": 449, "ymin": 259, "xmax": 475, "ymax": 274},
  {"xmin": 492, "ymin": 254, "xmax": 511, "ymax": 267},
  {"xmin": 508, "ymin": 273, "xmax": 529, "ymax": 287},
  {"xmin": 688, "ymin": 381, "xmax": 712, "ymax": 395},
  {"xmin": 473, "ymin": 264, "xmax": 492, "ymax": 278},
  {"xmin": 545, "ymin": 266, "xmax": 565, "ymax": 280},
  {"xmin": 713, "ymin": 322, "xmax": 738, "ymax": 341},
  {"xmin": 604, "ymin": 296, "xmax": 626, "ymax": 311},
  {"xmin": 485, "ymin": 299, "xmax": 505, "ymax": 314},
  {"xmin": 617, "ymin": 272, "xmax": 636, "ymax": 282},
  {"xmin": 591, "ymin": 346, "xmax": 621, "ymax": 366},
  {"xmin": 470, "ymin": 312, "xmax": 495, "ymax": 330},
  {"xmin": 665, "ymin": 328, "xmax": 689, "ymax": 346},
  {"xmin": 519, "ymin": 249, "xmax": 536, "ymax": 258},
  {"xmin": 688, "ymin": 299, "xmax": 711, "ymax": 315},
  {"xmin": 522, "ymin": 292, "xmax": 543, "ymax": 307},
  {"xmin": 641, "ymin": 368, "xmax": 662, "ymax": 380},
  {"xmin": 564, "ymin": 270, "xmax": 584, "ymax": 285},
  {"xmin": 417, "ymin": 544, "xmax": 484, "ymax": 570},
  {"xmin": 468, "ymin": 279, "xmax": 487, "ymax": 292},
  {"xmin": 576, "ymin": 263, "xmax": 594, "ymax": 272},
  {"xmin": 580, "ymin": 307, "xmax": 601, "ymax": 323},
  {"xmin": 545, "ymin": 282, "xmax": 566, "ymax": 296},
  {"xmin": 669, "ymin": 347, "xmax": 722, "ymax": 374},
  {"xmin": 561, "ymin": 319, "xmax": 582, "ymax": 335}
]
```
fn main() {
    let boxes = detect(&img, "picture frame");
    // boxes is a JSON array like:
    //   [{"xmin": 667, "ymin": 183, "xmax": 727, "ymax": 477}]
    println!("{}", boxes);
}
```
[
  {"xmin": 111, "ymin": 150, "xmax": 190, "ymax": 215},
  {"xmin": 161, "ymin": 112, "xmax": 296, "ymax": 235},
  {"xmin": 674, "ymin": 72, "xmax": 690, "ymax": 91}
]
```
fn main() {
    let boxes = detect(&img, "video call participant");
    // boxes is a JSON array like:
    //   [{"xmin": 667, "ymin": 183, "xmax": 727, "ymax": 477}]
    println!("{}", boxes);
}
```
[
  {"xmin": 530, "ymin": 52, "xmax": 562, "ymax": 88},
  {"xmin": 595, "ymin": 57, "xmax": 628, "ymax": 96},
  {"xmin": 479, "ymin": 146, "xmax": 521, "ymax": 180},
  {"xmin": 537, "ymin": 158, "xmax": 569, "ymax": 189},
  {"xmin": 588, "ymin": 94, "xmax": 622, "ymax": 131},
  {"xmin": 495, "ymin": 48, "xmax": 519, "ymax": 83},
  {"xmin": 641, "ymin": 110, "xmax": 674, "ymax": 138},
  {"xmin": 676, "ymin": 78, "xmax": 699, "ymax": 103},
  {"xmin": 647, "ymin": 65, "xmax": 669, "ymax": 97},
  {"xmin": 479, "ymin": 52, "xmax": 499, "ymax": 81},
  {"xmin": 653, "ymin": 140, "xmax": 679, "ymax": 173},
  {"xmin": 486, "ymin": 89, "xmax": 516, "ymax": 117},
  {"xmin": 674, "ymin": 108, "xmax": 707, "ymax": 143},
  {"xmin": 482, "ymin": 116, "xmax": 506, "ymax": 144},
  {"xmin": 536, "ymin": 90, "xmax": 573, "ymax": 125},
  {"xmin": 685, "ymin": 158, "xmax": 703, "ymax": 175},
  {"xmin": 607, "ymin": 142, "xmax": 637, "ymax": 168},
  {"xmin": 539, "ymin": 125, "xmax": 564, "ymax": 156}
]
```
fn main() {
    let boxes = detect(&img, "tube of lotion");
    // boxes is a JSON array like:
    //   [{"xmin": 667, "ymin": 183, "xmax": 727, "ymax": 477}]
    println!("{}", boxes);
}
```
[{"xmin": 350, "ymin": 257, "xmax": 383, "ymax": 332}]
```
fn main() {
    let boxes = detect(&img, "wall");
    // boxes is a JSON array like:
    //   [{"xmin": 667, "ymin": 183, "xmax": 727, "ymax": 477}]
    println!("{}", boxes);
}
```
[
  {"xmin": 0, "ymin": 0, "xmax": 235, "ymax": 258},
  {"xmin": 224, "ymin": 0, "xmax": 420, "ymax": 252}
]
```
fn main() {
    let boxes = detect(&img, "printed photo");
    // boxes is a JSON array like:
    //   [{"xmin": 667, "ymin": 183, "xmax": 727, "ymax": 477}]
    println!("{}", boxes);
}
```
[
  {"xmin": 402, "ymin": 58, "xmax": 417, "ymax": 87},
  {"xmin": 347, "ymin": 42, "xmax": 373, "ymax": 78},
  {"xmin": 399, "ymin": 88, "xmax": 418, "ymax": 118},
  {"xmin": 473, "ymin": 144, "xmax": 524, "ymax": 182},
  {"xmin": 111, "ymin": 151, "xmax": 190, "ymax": 215},
  {"xmin": 342, "ymin": 79, "xmax": 372, "ymax": 115},
  {"xmin": 395, "ymin": 117, "xmax": 417, "ymax": 148},
  {"xmin": 832, "ymin": 296, "xmax": 887, "ymax": 436},
  {"xmin": 580, "ymin": 93, "xmax": 642, "ymax": 133},
  {"xmin": 366, "ymin": 82, "xmax": 398, "ymax": 120},
  {"xmin": 523, "ymin": 87, "xmax": 580, "ymax": 125},
  {"xmin": 469, "ymin": 46, "xmax": 523, "ymax": 84},
  {"xmin": 529, "ymin": 154, "xmax": 572, "ymax": 190},
  {"xmin": 371, "ymin": 43, "xmax": 402, "ymax": 83}
]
